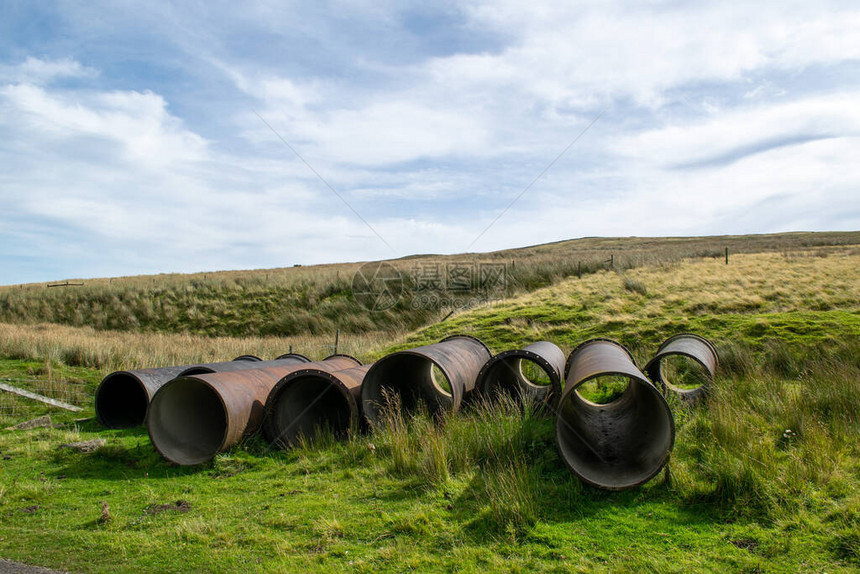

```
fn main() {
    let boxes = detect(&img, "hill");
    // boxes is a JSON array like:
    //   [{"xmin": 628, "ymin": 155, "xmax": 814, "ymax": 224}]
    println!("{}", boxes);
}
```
[{"xmin": 0, "ymin": 231, "xmax": 858, "ymax": 338}]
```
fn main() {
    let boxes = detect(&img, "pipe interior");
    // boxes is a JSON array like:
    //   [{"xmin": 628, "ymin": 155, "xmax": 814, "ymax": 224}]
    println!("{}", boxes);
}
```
[
  {"xmin": 556, "ymin": 377, "xmax": 673, "ymax": 489},
  {"xmin": 575, "ymin": 375, "xmax": 630, "ymax": 405},
  {"xmin": 482, "ymin": 358, "xmax": 552, "ymax": 402},
  {"xmin": 96, "ymin": 374, "xmax": 149, "ymax": 428},
  {"xmin": 148, "ymin": 379, "xmax": 227, "ymax": 465},
  {"xmin": 657, "ymin": 355, "xmax": 711, "ymax": 390},
  {"xmin": 363, "ymin": 354, "xmax": 453, "ymax": 423},
  {"xmin": 270, "ymin": 376, "xmax": 352, "ymax": 447}
]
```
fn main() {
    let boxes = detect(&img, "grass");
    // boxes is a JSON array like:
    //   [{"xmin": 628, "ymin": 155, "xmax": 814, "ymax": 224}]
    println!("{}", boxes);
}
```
[
  {"xmin": 1, "ymin": 232, "xmax": 857, "ymax": 338},
  {"xmin": 0, "ymin": 235, "xmax": 858, "ymax": 571}
]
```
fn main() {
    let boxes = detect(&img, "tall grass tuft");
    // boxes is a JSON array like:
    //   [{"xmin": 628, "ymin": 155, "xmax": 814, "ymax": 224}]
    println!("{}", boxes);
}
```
[
  {"xmin": 673, "ymin": 338, "xmax": 860, "ymax": 519},
  {"xmin": 367, "ymin": 389, "xmax": 552, "ymax": 529}
]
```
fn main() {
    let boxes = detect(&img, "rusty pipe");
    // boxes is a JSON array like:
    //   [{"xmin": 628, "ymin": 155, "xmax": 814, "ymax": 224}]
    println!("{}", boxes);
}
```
[
  {"xmin": 146, "ymin": 354, "xmax": 360, "ymax": 465},
  {"xmin": 176, "ymin": 353, "xmax": 311, "ymax": 377},
  {"xmin": 95, "ymin": 364, "xmax": 190, "ymax": 428},
  {"xmin": 555, "ymin": 339, "xmax": 674, "ymax": 490},
  {"xmin": 361, "ymin": 335, "xmax": 491, "ymax": 426},
  {"xmin": 94, "ymin": 354, "xmax": 307, "ymax": 429},
  {"xmin": 475, "ymin": 341, "xmax": 564, "ymax": 407},
  {"xmin": 263, "ymin": 364, "xmax": 372, "ymax": 448},
  {"xmin": 644, "ymin": 334, "xmax": 718, "ymax": 402}
]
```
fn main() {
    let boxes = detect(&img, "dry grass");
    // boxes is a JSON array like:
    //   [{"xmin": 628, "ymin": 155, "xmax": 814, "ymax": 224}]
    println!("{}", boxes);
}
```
[
  {"xmin": 0, "ymin": 322, "xmax": 394, "ymax": 375},
  {"xmin": 1, "ymin": 232, "xmax": 857, "ymax": 339}
]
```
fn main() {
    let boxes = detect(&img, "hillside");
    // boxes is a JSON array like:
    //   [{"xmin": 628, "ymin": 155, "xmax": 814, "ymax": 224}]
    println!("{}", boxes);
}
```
[{"xmin": 0, "ymin": 231, "xmax": 858, "ymax": 338}]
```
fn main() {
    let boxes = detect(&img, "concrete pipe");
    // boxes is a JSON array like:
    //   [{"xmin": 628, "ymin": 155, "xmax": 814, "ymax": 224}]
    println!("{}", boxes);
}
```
[
  {"xmin": 361, "ymin": 335, "xmax": 492, "ymax": 426},
  {"xmin": 644, "ymin": 334, "xmax": 718, "ymax": 402},
  {"xmin": 95, "ymin": 353, "xmax": 310, "ymax": 429},
  {"xmin": 147, "ymin": 355, "xmax": 360, "ymax": 465},
  {"xmin": 555, "ymin": 339, "xmax": 675, "ymax": 490},
  {"xmin": 263, "ymin": 364, "xmax": 372, "ymax": 448},
  {"xmin": 475, "ymin": 341, "xmax": 565, "ymax": 408}
]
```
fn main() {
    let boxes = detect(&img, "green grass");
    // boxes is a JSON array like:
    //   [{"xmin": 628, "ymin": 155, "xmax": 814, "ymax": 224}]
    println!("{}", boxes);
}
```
[
  {"xmin": 0, "ymin": 237, "xmax": 859, "ymax": 571},
  {"xmin": 0, "ymin": 340, "xmax": 858, "ymax": 572}
]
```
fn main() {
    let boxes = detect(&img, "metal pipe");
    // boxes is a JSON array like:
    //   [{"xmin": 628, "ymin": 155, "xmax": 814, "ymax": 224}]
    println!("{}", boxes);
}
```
[
  {"xmin": 263, "ymin": 364, "xmax": 372, "ymax": 448},
  {"xmin": 475, "ymin": 341, "xmax": 564, "ymax": 407},
  {"xmin": 644, "ymin": 333, "xmax": 718, "ymax": 402},
  {"xmin": 555, "ymin": 339, "xmax": 675, "ymax": 490},
  {"xmin": 95, "ymin": 354, "xmax": 310, "ymax": 429},
  {"xmin": 146, "ymin": 355, "xmax": 360, "ymax": 465},
  {"xmin": 95, "ymin": 365, "xmax": 189, "ymax": 428},
  {"xmin": 361, "ymin": 335, "xmax": 492, "ymax": 426},
  {"xmin": 176, "ymin": 353, "xmax": 310, "ymax": 377}
]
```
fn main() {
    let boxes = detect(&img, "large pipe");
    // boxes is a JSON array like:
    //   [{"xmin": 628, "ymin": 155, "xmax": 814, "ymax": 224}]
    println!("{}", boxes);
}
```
[
  {"xmin": 146, "ymin": 355, "xmax": 360, "ymax": 465},
  {"xmin": 95, "ymin": 353, "xmax": 308, "ymax": 429},
  {"xmin": 644, "ymin": 334, "xmax": 718, "ymax": 402},
  {"xmin": 361, "ymin": 335, "xmax": 492, "ymax": 426},
  {"xmin": 555, "ymin": 339, "xmax": 675, "ymax": 490},
  {"xmin": 475, "ymin": 341, "xmax": 565, "ymax": 407},
  {"xmin": 263, "ymin": 364, "xmax": 372, "ymax": 448},
  {"xmin": 176, "ymin": 353, "xmax": 311, "ymax": 377}
]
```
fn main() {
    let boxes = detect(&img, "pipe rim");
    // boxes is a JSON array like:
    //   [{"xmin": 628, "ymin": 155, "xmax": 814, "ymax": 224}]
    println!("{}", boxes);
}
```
[
  {"xmin": 322, "ymin": 353, "xmax": 363, "ymax": 367},
  {"xmin": 146, "ymin": 376, "xmax": 230, "ymax": 466},
  {"xmin": 264, "ymin": 369, "xmax": 358, "ymax": 448},
  {"xmin": 274, "ymin": 352, "xmax": 312, "ymax": 362},
  {"xmin": 476, "ymin": 349, "xmax": 561, "ymax": 400},
  {"xmin": 94, "ymin": 371, "xmax": 150, "ymax": 428},
  {"xmin": 361, "ymin": 351, "xmax": 460, "ymax": 426},
  {"xmin": 644, "ymin": 351, "xmax": 714, "ymax": 399},
  {"xmin": 555, "ymin": 373, "xmax": 675, "ymax": 490}
]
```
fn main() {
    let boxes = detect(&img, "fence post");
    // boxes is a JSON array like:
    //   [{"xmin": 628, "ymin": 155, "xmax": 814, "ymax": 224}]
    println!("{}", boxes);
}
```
[
  {"xmin": 334, "ymin": 329, "xmax": 339, "ymax": 355},
  {"xmin": 578, "ymin": 261, "xmax": 582, "ymax": 279},
  {"xmin": 725, "ymin": 247, "xmax": 729, "ymax": 265}
]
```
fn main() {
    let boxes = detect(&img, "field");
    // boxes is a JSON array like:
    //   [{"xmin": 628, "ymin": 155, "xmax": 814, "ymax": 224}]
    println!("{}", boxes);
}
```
[{"xmin": 0, "ymin": 233, "xmax": 859, "ymax": 572}]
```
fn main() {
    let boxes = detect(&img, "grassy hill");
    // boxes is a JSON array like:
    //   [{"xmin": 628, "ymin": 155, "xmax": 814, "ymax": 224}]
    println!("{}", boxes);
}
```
[
  {"xmin": 1, "ymin": 231, "xmax": 857, "ymax": 338},
  {"xmin": 0, "ymin": 232, "xmax": 858, "ymax": 572}
]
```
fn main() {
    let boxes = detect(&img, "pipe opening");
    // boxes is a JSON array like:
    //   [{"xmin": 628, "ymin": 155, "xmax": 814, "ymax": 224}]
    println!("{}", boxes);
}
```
[
  {"xmin": 481, "ymin": 358, "xmax": 553, "ymax": 401},
  {"xmin": 656, "ymin": 355, "xmax": 711, "ymax": 391},
  {"xmin": 575, "ymin": 375, "xmax": 630, "ymax": 405},
  {"xmin": 557, "ymin": 376, "xmax": 674, "ymax": 490},
  {"xmin": 520, "ymin": 359, "xmax": 553, "ymax": 388},
  {"xmin": 268, "ymin": 375, "xmax": 353, "ymax": 448},
  {"xmin": 95, "ymin": 373, "xmax": 148, "ymax": 428},
  {"xmin": 363, "ymin": 354, "xmax": 453, "ymax": 424},
  {"xmin": 430, "ymin": 364, "xmax": 452, "ymax": 396},
  {"xmin": 147, "ymin": 379, "xmax": 227, "ymax": 465}
]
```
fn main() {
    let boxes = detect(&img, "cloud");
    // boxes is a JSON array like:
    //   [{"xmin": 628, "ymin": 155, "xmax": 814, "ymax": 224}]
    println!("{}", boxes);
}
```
[
  {"xmin": 0, "ymin": 57, "xmax": 98, "ymax": 85},
  {"xmin": 1, "ymin": 1, "xmax": 860, "ymax": 283},
  {"xmin": 617, "ymin": 92, "xmax": 860, "ymax": 170}
]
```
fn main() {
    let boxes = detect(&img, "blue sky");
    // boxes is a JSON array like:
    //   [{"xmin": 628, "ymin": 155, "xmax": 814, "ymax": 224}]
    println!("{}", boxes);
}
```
[{"xmin": 1, "ymin": 1, "xmax": 859, "ymax": 284}]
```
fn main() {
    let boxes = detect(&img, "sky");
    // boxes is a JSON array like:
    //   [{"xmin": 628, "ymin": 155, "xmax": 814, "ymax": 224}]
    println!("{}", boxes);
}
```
[{"xmin": 1, "ymin": 1, "xmax": 859, "ymax": 284}]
